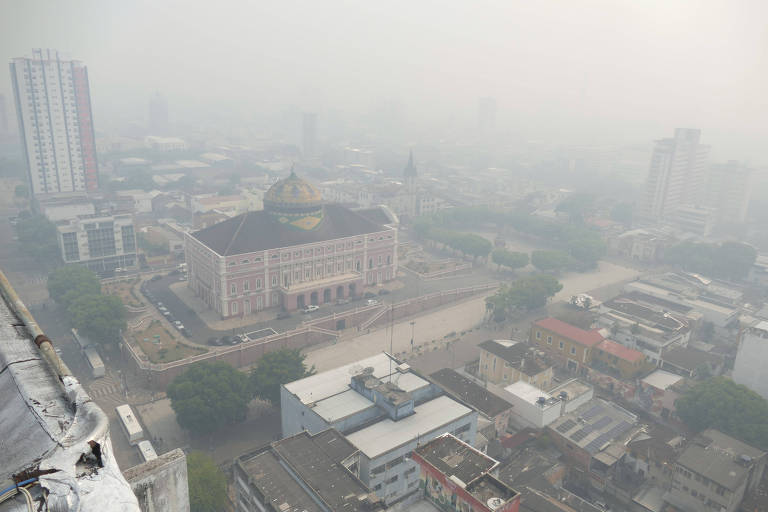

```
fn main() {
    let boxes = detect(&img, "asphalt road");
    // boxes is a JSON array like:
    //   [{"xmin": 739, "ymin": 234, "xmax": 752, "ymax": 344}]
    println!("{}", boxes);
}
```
[{"xmin": 142, "ymin": 268, "xmax": 497, "ymax": 345}]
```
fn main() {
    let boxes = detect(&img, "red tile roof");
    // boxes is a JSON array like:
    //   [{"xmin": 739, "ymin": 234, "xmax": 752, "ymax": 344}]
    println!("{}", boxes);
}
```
[
  {"xmin": 533, "ymin": 318, "xmax": 604, "ymax": 347},
  {"xmin": 596, "ymin": 339, "xmax": 645, "ymax": 363}
]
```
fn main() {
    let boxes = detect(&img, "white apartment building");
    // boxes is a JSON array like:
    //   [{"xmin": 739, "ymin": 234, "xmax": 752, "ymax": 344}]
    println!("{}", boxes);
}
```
[
  {"xmin": 644, "ymin": 129, "xmax": 709, "ymax": 221},
  {"xmin": 10, "ymin": 49, "xmax": 99, "ymax": 196},
  {"xmin": 56, "ymin": 212, "xmax": 137, "ymax": 272},
  {"xmin": 733, "ymin": 322, "xmax": 768, "ymax": 401},
  {"xmin": 281, "ymin": 353, "xmax": 478, "ymax": 505}
]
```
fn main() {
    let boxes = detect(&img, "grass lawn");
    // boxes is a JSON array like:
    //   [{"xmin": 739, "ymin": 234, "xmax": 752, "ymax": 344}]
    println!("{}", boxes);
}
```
[
  {"xmin": 102, "ymin": 278, "xmax": 143, "ymax": 308},
  {"xmin": 131, "ymin": 319, "xmax": 206, "ymax": 363}
]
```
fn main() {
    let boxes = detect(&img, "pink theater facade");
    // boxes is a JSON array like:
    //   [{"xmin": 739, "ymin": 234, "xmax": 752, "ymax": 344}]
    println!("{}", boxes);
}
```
[{"xmin": 185, "ymin": 219, "xmax": 397, "ymax": 319}]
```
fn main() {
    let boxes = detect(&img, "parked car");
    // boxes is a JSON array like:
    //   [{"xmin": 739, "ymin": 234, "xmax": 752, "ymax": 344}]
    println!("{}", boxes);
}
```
[
  {"xmin": 302, "ymin": 305, "xmax": 320, "ymax": 314},
  {"xmin": 377, "ymin": 289, "xmax": 390, "ymax": 295},
  {"xmin": 276, "ymin": 311, "xmax": 291, "ymax": 320},
  {"xmin": 363, "ymin": 292, "xmax": 376, "ymax": 299},
  {"xmin": 173, "ymin": 320, "xmax": 182, "ymax": 326},
  {"xmin": 220, "ymin": 335, "xmax": 234, "ymax": 345},
  {"xmin": 150, "ymin": 275, "xmax": 162, "ymax": 282},
  {"xmin": 180, "ymin": 328, "xmax": 190, "ymax": 338},
  {"xmin": 174, "ymin": 323, "xmax": 185, "ymax": 330},
  {"xmin": 336, "ymin": 298, "xmax": 349, "ymax": 305},
  {"xmin": 366, "ymin": 299, "xmax": 380, "ymax": 306},
  {"xmin": 162, "ymin": 311, "xmax": 171, "ymax": 317},
  {"xmin": 207, "ymin": 336, "xmax": 220, "ymax": 346}
]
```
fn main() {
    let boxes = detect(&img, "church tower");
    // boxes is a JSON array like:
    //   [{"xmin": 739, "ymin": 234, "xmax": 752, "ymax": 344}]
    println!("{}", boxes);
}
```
[{"xmin": 403, "ymin": 150, "xmax": 418, "ymax": 217}]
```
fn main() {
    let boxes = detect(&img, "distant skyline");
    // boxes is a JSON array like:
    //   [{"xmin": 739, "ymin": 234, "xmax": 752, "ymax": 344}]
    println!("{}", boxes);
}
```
[{"xmin": 2, "ymin": 1, "xmax": 767, "ymax": 163}]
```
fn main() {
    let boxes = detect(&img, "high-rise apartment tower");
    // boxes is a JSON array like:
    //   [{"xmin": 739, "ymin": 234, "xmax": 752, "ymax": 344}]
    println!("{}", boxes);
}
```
[
  {"xmin": 10, "ymin": 49, "xmax": 99, "ymax": 195},
  {"xmin": 644, "ymin": 128, "xmax": 709, "ymax": 221}
]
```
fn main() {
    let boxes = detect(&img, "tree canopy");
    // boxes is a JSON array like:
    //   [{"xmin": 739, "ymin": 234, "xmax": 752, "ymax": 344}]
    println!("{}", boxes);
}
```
[
  {"xmin": 555, "ymin": 193, "xmax": 595, "ymax": 223},
  {"xmin": 15, "ymin": 214, "xmax": 61, "ymax": 269},
  {"xmin": 665, "ymin": 241, "xmax": 757, "ymax": 281},
  {"xmin": 675, "ymin": 377, "xmax": 768, "ymax": 450},
  {"xmin": 531, "ymin": 250, "xmax": 571, "ymax": 273},
  {"xmin": 186, "ymin": 452, "xmax": 227, "ymax": 512},
  {"xmin": 491, "ymin": 248, "xmax": 529, "ymax": 271},
  {"xmin": 485, "ymin": 274, "xmax": 563, "ymax": 321},
  {"xmin": 415, "ymin": 207, "xmax": 605, "ymax": 271},
  {"xmin": 168, "ymin": 361, "xmax": 252, "ymax": 435},
  {"xmin": 48, "ymin": 265, "xmax": 101, "ymax": 307},
  {"xmin": 610, "ymin": 202, "xmax": 633, "ymax": 226},
  {"xmin": 67, "ymin": 294, "xmax": 126, "ymax": 345},
  {"xmin": 251, "ymin": 349, "xmax": 316, "ymax": 405}
]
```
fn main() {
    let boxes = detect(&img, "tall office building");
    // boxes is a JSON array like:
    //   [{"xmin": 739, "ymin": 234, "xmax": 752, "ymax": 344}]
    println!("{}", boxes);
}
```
[
  {"xmin": 707, "ymin": 160, "xmax": 753, "ymax": 225},
  {"xmin": 148, "ymin": 91, "xmax": 169, "ymax": 135},
  {"xmin": 0, "ymin": 92, "xmax": 8, "ymax": 134},
  {"xmin": 477, "ymin": 96, "xmax": 497, "ymax": 133},
  {"xmin": 302, "ymin": 112, "xmax": 317, "ymax": 158},
  {"xmin": 644, "ymin": 128, "xmax": 709, "ymax": 221},
  {"xmin": 9, "ymin": 49, "xmax": 99, "ymax": 196}
]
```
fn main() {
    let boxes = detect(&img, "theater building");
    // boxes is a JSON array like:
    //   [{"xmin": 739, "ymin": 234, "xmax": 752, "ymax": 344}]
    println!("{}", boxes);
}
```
[{"xmin": 185, "ymin": 171, "xmax": 398, "ymax": 317}]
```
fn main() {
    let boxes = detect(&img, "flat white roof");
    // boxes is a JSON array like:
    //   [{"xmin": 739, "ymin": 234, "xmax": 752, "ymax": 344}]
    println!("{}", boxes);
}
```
[
  {"xmin": 311, "ymin": 389, "xmax": 375, "ymax": 422},
  {"xmin": 641, "ymin": 370, "xmax": 683, "ymax": 390},
  {"xmin": 505, "ymin": 380, "xmax": 551, "ymax": 405},
  {"xmin": 284, "ymin": 353, "xmax": 426, "ymax": 405},
  {"xmin": 346, "ymin": 396, "xmax": 472, "ymax": 459}
]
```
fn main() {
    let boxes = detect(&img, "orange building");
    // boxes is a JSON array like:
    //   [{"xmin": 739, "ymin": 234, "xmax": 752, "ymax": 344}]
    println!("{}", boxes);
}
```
[
  {"xmin": 592, "ymin": 339, "xmax": 649, "ymax": 379},
  {"xmin": 530, "ymin": 318, "xmax": 604, "ymax": 374}
]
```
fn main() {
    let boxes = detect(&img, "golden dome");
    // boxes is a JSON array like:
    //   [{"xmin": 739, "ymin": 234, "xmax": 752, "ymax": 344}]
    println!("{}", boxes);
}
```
[
  {"xmin": 264, "ymin": 170, "xmax": 323, "ymax": 211},
  {"xmin": 264, "ymin": 170, "xmax": 324, "ymax": 230}
]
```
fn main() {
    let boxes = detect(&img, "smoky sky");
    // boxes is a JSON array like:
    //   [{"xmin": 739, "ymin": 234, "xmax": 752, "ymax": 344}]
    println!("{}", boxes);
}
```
[{"xmin": 2, "ymin": 0, "xmax": 767, "ymax": 161}]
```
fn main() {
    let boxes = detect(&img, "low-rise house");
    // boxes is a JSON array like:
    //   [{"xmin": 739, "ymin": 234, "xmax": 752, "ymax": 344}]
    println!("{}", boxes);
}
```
[
  {"xmin": 664, "ymin": 429, "xmax": 766, "ymax": 512},
  {"xmin": 637, "ymin": 370, "xmax": 685, "ymax": 421},
  {"xmin": 412, "ymin": 433, "xmax": 521, "ymax": 512},
  {"xmin": 429, "ymin": 368, "xmax": 514, "ymax": 442},
  {"xmin": 591, "ymin": 339, "xmax": 649, "ymax": 379},
  {"xmin": 660, "ymin": 345, "xmax": 724, "ymax": 379},
  {"xmin": 234, "ymin": 429, "xmax": 384, "ymax": 512},
  {"xmin": 530, "ymin": 318, "xmax": 605, "ymax": 374},
  {"xmin": 597, "ymin": 292, "xmax": 693, "ymax": 364},
  {"xmin": 478, "ymin": 339, "xmax": 554, "ymax": 390},
  {"xmin": 547, "ymin": 399, "xmax": 640, "ymax": 490},
  {"xmin": 503, "ymin": 379, "xmax": 594, "ymax": 431}
]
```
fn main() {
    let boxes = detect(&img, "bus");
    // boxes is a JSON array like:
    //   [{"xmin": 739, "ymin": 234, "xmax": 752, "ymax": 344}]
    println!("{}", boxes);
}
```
[
  {"xmin": 115, "ymin": 404, "xmax": 144, "ymax": 445},
  {"xmin": 137, "ymin": 440, "xmax": 158, "ymax": 462},
  {"xmin": 84, "ymin": 347, "xmax": 105, "ymax": 378},
  {"xmin": 72, "ymin": 328, "xmax": 91, "ymax": 351},
  {"xmin": 73, "ymin": 329, "xmax": 105, "ymax": 378}
]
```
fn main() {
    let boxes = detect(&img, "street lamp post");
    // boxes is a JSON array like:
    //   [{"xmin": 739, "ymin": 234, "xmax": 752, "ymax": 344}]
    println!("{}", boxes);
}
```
[{"xmin": 410, "ymin": 321, "xmax": 415, "ymax": 352}]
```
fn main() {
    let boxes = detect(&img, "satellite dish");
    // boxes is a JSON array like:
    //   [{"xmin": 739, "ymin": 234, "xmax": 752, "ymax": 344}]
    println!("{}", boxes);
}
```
[{"xmin": 487, "ymin": 497, "xmax": 504, "ymax": 510}]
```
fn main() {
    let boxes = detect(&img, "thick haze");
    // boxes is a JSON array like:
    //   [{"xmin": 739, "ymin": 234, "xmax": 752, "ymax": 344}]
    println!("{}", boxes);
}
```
[{"xmin": 2, "ymin": 0, "xmax": 767, "ymax": 160}]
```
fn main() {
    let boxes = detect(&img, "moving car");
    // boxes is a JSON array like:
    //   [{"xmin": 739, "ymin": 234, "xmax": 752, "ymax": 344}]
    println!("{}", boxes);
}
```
[{"xmin": 276, "ymin": 311, "xmax": 291, "ymax": 320}]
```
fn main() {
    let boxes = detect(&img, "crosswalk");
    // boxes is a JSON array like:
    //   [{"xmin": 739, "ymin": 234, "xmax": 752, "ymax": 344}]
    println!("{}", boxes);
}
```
[{"xmin": 86, "ymin": 375, "xmax": 125, "ymax": 409}]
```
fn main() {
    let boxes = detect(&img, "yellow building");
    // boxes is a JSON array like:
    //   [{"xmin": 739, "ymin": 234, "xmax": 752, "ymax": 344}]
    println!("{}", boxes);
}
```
[
  {"xmin": 530, "ymin": 317, "xmax": 604, "ymax": 374},
  {"xmin": 478, "ymin": 339, "xmax": 553, "ymax": 390}
]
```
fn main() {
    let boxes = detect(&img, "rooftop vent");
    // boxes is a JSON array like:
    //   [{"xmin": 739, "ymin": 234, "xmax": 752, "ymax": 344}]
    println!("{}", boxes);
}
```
[{"xmin": 487, "ymin": 497, "xmax": 505, "ymax": 510}]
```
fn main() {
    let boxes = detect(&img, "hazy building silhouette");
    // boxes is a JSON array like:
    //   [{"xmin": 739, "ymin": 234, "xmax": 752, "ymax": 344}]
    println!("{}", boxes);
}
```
[
  {"xmin": 707, "ymin": 160, "xmax": 753, "ymax": 225},
  {"xmin": 10, "ymin": 48, "xmax": 99, "ymax": 195},
  {"xmin": 148, "ymin": 91, "xmax": 169, "ymax": 135},
  {"xmin": 477, "ymin": 96, "xmax": 497, "ymax": 133},
  {"xmin": 0, "ymin": 92, "xmax": 8, "ymax": 134},
  {"xmin": 302, "ymin": 112, "xmax": 317, "ymax": 158},
  {"xmin": 643, "ymin": 128, "xmax": 709, "ymax": 221}
]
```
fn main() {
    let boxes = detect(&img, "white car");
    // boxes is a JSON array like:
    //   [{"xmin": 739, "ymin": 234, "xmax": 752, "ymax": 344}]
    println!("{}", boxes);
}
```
[
  {"xmin": 175, "ymin": 323, "xmax": 185, "ymax": 330},
  {"xmin": 366, "ymin": 299, "xmax": 380, "ymax": 306},
  {"xmin": 302, "ymin": 305, "xmax": 320, "ymax": 314}
]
